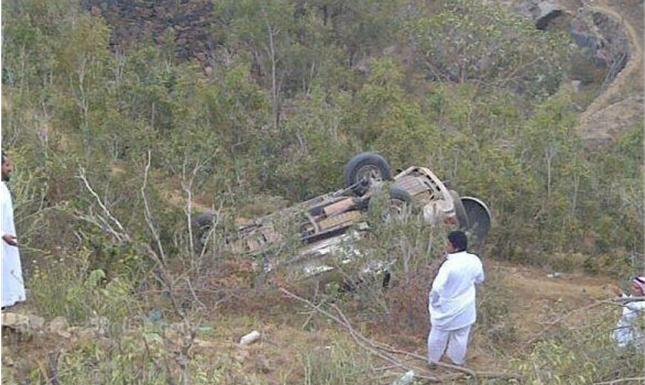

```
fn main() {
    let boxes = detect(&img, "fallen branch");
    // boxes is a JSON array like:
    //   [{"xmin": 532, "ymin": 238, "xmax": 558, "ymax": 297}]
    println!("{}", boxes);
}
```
[
  {"xmin": 280, "ymin": 287, "xmax": 518, "ymax": 383},
  {"xmin": 369, "ymin": 340, "xmax": 518, "ymax": 380},
  {"xmin": 606, "ymin": 296, "xmax": 645, "ymax": 304},
  {"xmin": 526, "ymin": 296, "xmax": 645, "ymax": 346},
  {"xmin": 279, "ymin": 287, "xmax": 441, "ymax": 381},
  {"xmin": 301, "ymin": 298, "xmax": 326, "ymax": 330},
  {"xmin": 47, "ymin": 351, "xmax": 61, "ymax": 385},
  {"xmin": 593, "ymin": 377, "xmax": 645, "ymax": 385},
  {"xmin": 526, "ymin": 300, "xmax": 606, "ymax": 346},
  {"xmin": 334, "ymin": 305, "xmax": 519, "ymax": 381}
]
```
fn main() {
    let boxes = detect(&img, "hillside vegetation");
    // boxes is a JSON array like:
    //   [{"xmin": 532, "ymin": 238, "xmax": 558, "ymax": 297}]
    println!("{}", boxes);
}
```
[{"xmin": 1, "ymin": 0, "xmax": 643, "ymax": 384}]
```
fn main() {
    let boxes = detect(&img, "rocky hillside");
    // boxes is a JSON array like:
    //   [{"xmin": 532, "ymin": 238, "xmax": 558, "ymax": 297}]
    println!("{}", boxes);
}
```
[
  {"xmin": 513, "ymin": 0, "xmax": 643, "ymax": 145},
  {"xmin": 84, "ymin": 0, "xmax": 643, "ymax": 146},
  {"xmin": 82, "ymin": 0, "xmax": 219, "ymax": 60}
]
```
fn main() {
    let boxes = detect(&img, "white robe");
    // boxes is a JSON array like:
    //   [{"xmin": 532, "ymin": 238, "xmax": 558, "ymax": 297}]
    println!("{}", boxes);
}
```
[
  {"xmin": 1, "ymin": 181, "xmax": 25, "ymax": 307},
  {"xmin": 612, "ymin": 295, "xmax": 645, "ymax": 348},
  {"xmin": 429, "ymin": 251, "xmax": 484, "ymax": 330}
]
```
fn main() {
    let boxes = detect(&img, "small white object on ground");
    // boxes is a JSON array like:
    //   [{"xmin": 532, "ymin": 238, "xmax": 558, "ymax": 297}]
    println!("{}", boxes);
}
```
[
  {"xmin": 390, "ymin": 370, "xmax": 415, "ymax": 385},
  {"xmin": 239, "ymin": 330, "xmax": 261, "ymax": 346}
]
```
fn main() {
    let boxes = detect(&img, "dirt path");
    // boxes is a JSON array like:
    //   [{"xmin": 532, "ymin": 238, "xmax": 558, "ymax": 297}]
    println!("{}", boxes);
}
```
[
  {"xmin": 493, "ymin": 261, "xmax": 615, "ymax": 338},
  {"xmin": 579, "ymin": 2, "xmax": 644, "ymax": 122},
  {"xmin": 574, "ymin": 1, "xmax": 644, "ymax": 144}
]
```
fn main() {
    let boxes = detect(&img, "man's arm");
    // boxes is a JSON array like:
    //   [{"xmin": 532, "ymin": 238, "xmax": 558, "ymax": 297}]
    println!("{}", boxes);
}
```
[
  {"xmin": 475, "ymin": 264, "xmax": 484, "ymax": 285},
  {"xmin": 430, "ymin": 264, "xmax": 449, "ymax": 307},
  {"xmin": 0, "ymin": 194, "xmax": 18, "ymax": 246},
  {"xmin": 625, "ymin": 299, "xmax": 645, "ymax": 312}
]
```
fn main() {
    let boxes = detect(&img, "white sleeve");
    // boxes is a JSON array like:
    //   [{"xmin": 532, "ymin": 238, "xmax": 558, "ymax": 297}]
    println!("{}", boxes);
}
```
[
  {"xmin": 0, "ymin": 189, "xmax": 11, "ymax": 238},
  {"xmin": 430, "ymin": 265, "xmax": 449, "ymax": 307},
  {"xmin": 625, "ymin": 300, "xmax": 645, "ymax": 312},
  {"xmin": 475, "ymin": 260, "xmax": 485, "ymax": 285}
]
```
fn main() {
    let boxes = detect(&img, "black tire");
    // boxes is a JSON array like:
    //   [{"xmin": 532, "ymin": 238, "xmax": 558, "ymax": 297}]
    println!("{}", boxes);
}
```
[
  {"xmin": 448, "ymin": 190, "xmax": 470, "ymax": 230},
  {"xmin": 461, "ymin": 197, "xmax": 492, "ymax": 253},
  {"xmin": 367, "ymin": 186, "xmax": 411, "ymax": 223},
  {"xmin": 389, "ymin": 186, "xmax": 412, "ymax": 205},
  {"xmin": 386, "ymin": 186, "xmax": 412, "ymax": 220},
  {"xmin": 344, "ymin": 152, "xmax": 392, "ymax": 196}
]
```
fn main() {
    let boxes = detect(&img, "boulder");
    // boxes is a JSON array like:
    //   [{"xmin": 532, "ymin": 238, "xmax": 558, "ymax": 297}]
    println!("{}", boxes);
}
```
[
  {"xmin": 28, "ymin": 314, "xmax": 46, "ymax": 330},
  {"xmin": 515, "ymin": 1, "xmax": 565, "ymax": 29},
  {"xmin": 48, "ymin": 316, "xmax": 71, "ymax": 338},
  {"xmin": 1, "ymin": 312, "xmax": 30, "ymax": 333}
]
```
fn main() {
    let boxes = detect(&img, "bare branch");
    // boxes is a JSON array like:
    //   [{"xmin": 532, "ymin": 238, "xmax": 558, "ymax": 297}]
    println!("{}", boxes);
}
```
[
  {"xmin": 141, "ymin": 150, "xmax": 167, "ymax": 265},
  {"xmin": 77, "ymin": 167, "xmax": 128, "ymax": 240},
  {"xmin": 526, "ymin": 296, "xmax": 645, "ymax": 346},
  {"xmin": 593, "ymin": 378, "xmax": 645, "ymax": 385}
]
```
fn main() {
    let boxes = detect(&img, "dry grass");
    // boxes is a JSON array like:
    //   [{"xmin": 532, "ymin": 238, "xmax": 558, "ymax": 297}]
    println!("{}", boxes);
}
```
[{"xmin": 2, "ymin": 255, "xmax": 637, "ymax": 384}]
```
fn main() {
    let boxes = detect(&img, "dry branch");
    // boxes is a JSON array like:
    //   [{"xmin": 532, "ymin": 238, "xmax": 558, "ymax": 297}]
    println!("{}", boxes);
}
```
[
  {"xmin": 77, "ymin": 168, "xmax": 129, "ymax": 243},
  {"xmin": 280, "ymin": 287, "xmax": 519, "ymax": 383},
  {"xmin": 141, "ymin": 150, "xmax": 167, "ymax": 265},
  {"xmin": 526, "ymin": 296, "xmax": 645, "ymax": 346},
  {"xmin": 279, "ymin": 287, "xmax": 441, "ymax": 381},
  {"xmin": 593, "ymin": 377, "xmax": 645, "ymax": 385},
  {"xmin": 47, "ymin": 351, "xmax": 61, "ymax": 385}
]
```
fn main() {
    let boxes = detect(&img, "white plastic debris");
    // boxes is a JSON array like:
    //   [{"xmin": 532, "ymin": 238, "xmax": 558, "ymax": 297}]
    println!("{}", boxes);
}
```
[
  {"xmin": 239, "ymin": 330, "xmax": 261, "ymax": 346},
  {"xmin": 391, "ymin": 370, "xmax": 415, "ymax": 385}
]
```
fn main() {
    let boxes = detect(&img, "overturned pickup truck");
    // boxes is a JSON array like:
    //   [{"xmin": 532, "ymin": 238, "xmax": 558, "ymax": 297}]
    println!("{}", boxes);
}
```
[{"xmin": 194, "ymin": 153, "xmax": 491, "ymax": 279}]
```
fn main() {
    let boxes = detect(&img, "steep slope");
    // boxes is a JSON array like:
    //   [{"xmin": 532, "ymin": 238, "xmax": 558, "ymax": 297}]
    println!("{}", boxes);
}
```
[
  {"xmin": 514, "ymin": 0, "xmax": 644, "ymax": 144},
  {"xmin": 577, "ymin": 2, "xmax": 644, "ymax": 145}
]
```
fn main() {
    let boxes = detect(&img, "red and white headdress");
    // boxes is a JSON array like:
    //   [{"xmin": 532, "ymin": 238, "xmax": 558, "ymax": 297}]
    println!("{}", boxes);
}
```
[{"xmin": 633, "ymin": 276, "xmax": 645, "ymax": 295}]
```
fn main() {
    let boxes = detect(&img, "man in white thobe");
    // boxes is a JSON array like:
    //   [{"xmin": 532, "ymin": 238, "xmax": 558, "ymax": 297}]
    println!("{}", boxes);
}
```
[
  {"xmin": 1, "ymin": 152, "xmax": 26, "ymax": 308},
  {"xmin": 428, "ymin": 230, "xmax": 484, "ymax": 366},
  {"xmin": 612, "ymin": 276, "xmax": 645, "ymax": 349}
]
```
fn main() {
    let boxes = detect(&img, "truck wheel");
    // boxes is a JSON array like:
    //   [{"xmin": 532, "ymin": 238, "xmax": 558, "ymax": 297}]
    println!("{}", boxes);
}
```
[
  {"xmin": 461, "ymin": 197, "xmax": 492, "ymax": 253},
  {"xmin": 344, "ymin": 152, "xmax": 392, "ymax": 196},
  {"xmin": 367, "ymin": 186, "xmax": 411, "ymax": 222},
  {"xmin": 386, "ymin": 186, "xmax": 412, "ymax": 221}
]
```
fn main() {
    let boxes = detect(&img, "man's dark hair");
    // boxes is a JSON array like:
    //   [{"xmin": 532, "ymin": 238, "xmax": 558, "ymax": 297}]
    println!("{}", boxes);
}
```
[
  {"xmin": 1, "ymin": 151, "xmax": 6, "ymax": 164},
  {"xmin": 448, "ymin": 230, "xmax": 468, "ymax": 252}
]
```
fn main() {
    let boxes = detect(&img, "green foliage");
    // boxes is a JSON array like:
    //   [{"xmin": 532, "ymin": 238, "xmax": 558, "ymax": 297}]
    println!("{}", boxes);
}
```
[
  {"xmin": 266, "ymin": 87, "xmax": 354, "ymax": 199},
  {"xmin": 2, "ymin": 0, "xmax": 645, "ymax": 384},
  {"xmin": 2, "ymin": 0, "xmax": 640, "ymax": 289},
  {"xmin": 516, "ymin": 313, "xmax": 645, "ymax": 384},
  {"xmin": 403, "ymin": 0, "xmax": 571, "ymax": 97},
  {"xmin": 2, "ymin": 0, "xmax": 639, "ymax": 274},
  {"xmin": 2, "ymin": 1, "xmax": 643, "ymax": 382},
  {"xmin": 29, "ymin": 247, "xmax": 136, "ymax": 323},
  {"xmin": 476, "ymin": 268, "xmax": 517, "ymax": 347}
]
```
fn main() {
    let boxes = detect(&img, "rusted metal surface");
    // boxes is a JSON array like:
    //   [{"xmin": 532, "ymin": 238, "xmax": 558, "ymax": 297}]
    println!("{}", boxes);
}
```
[
  {"xmin": 322, "ymin": 197, "xmax": 356, "ymax": 216},
  {"xmin": 318, "ymin": 210, "xmax": 362, "ymax": 230}
]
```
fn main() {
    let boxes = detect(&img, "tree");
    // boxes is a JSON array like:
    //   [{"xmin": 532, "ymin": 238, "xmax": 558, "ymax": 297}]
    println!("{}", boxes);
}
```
[{"xmin": 403, "ymin": 0, "xmax": 570, "ymax": 98}]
